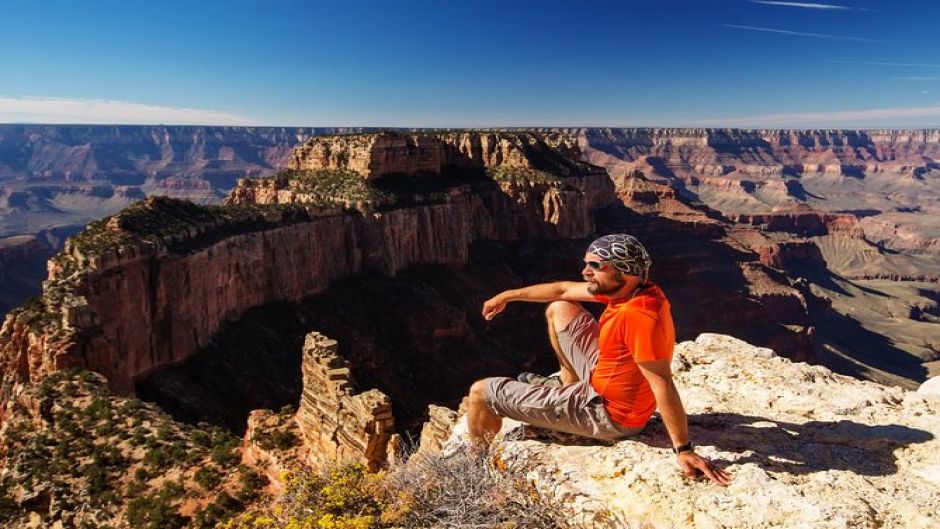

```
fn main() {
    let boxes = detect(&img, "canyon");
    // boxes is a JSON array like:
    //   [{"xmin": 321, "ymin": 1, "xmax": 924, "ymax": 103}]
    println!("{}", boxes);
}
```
[
  {"xmin": 1, "ymin": 127, "xmax": 937, "ymax": 390},
  {"xmin": 0, "ymin": 128, "xmax": 938, "ymax": 526}
]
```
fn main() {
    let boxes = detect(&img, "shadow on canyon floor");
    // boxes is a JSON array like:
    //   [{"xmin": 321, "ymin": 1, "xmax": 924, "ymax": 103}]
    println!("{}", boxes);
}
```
[
  {"xmin": 514, "ymin": 412, "xmax": 932, "ymax": 478},
  {"xmin": 811, "ymin": 302, "xmax": 928, "ymax": 386}
]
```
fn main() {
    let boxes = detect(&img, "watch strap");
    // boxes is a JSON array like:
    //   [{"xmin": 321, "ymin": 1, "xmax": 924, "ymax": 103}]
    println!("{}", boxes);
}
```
[{"xmin": 673, "ymin": 442, "xmax": 694, "ymax": 454}]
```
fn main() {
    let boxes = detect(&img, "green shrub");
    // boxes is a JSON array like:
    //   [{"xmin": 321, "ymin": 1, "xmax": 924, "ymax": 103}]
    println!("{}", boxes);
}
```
[
  {"xmin": 194, "ymin": 467, "xmax": 222, "ymax": 491},
  {"xmin": 235, "ymin": 468, "xmax": 267, "ymax": 503},
  {"xmin": 191, "ymin": 491, "xmax": 242, "ymax": 529},
  {"xmin": 253, "ymin": 428, "xmax": 298, "ymax": 451},
  {"xmin": 210, "ymin": 444, "xmax": 239, "ymax": 467},
  {"xmin": 191, "ymin": 429, "xmax": 212, "ymax": 448},
  {"xmin": 126, "ymin": 492, "xmax": 187, "ymax": 529}
]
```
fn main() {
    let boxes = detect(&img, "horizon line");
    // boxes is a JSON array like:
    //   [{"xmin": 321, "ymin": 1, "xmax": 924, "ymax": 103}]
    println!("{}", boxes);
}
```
[{"xmin": 1, "ymin": 122, "xmax": 939, "ymax": 131}]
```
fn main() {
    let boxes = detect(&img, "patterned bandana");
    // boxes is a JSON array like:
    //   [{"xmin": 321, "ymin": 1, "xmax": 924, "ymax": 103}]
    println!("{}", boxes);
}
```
[{"xmin": 586, "ymin": 234, "xmax": 652, "ymax": 279}]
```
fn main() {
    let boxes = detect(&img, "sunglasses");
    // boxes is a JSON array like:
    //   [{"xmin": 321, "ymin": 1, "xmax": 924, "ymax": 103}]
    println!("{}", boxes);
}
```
[{"xmin": 583, "ymin": 260, "xmax": 609, "ymax": 271}]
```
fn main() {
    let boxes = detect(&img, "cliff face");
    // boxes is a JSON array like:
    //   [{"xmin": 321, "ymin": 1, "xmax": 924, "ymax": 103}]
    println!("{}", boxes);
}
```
[{"xmin": 0, "ymin": 132, "xmax": 615, "ymax": 406}]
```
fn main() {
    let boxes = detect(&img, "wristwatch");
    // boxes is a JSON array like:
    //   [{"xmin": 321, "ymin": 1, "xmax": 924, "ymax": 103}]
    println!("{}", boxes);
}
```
[{"xmin": 673, "ymin": 442, "xmax": 694, "ymax": 454}]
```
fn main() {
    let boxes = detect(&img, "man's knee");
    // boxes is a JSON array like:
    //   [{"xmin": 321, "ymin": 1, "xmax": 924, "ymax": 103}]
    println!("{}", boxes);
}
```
[
  {"xmin": 545, "ymin": 300, "xmax": 583, "ymax": 327},
  {"xmin": 469, "ymin": 379, "xmax": 490, "ymax": 404}
]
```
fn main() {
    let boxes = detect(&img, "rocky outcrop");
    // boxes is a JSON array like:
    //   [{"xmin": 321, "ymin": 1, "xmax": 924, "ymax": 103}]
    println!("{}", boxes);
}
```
[
  {"xmin": 416, "ymin": 405, "xmax": 460, "ymax": 457},
  {"xmin": 242, "ymin": 409, "xmax": 303, "ymax": 495},
  {"xmin": 756, "ymin": 240, "xmax": 827, "ymax": 270},
  {"xmin": 287, "ymin": 131, "xmax": 583, "ymax": 179},
  {"xmin": 295, "ymin": 332, "xmax": 394, "ymax": 472},
  {"xmin": 442, "ymin": 333, "xmax": 940, "ymax": 529},
  {"xmin": 0, "ymin": 132, "xmax": 615, "ymax": 410},
  {"xmin": 731, "ymin": 206, "xmax": 864, "ymax": 238}
]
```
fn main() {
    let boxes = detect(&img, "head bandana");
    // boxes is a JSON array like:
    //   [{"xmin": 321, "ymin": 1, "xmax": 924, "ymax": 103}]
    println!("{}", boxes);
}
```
[{"xmin": 586, "ymin": 234, "xmax": 651, "ymax": 279}]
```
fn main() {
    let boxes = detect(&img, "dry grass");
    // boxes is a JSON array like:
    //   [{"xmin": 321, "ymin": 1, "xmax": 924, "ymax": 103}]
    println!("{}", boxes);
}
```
[{"xmin": 224, "ymin": 437, "xmax": 628, "ymax": 529}]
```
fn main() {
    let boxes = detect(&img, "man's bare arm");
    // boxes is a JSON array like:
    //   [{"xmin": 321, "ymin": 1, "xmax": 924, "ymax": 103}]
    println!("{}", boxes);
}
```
[
  {"xmin": 482, "ymin": 281, "xmax": 598, "ymax": 320},
  {"xmin": 638, "ymin": 358, "xmax": 732, "ymax": 487}
]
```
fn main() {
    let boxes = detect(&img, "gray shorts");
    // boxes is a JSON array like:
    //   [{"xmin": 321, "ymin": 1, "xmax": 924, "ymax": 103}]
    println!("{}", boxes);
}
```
[{"xmin": 484, "ymin": 307, "xmax": 643, "ymax": 441}]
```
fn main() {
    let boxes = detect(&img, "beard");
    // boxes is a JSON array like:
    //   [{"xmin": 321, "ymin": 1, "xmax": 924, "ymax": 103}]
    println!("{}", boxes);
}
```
[{"xmin": 586, "ymin": 274, "xmax": 626, "ymax": 296}]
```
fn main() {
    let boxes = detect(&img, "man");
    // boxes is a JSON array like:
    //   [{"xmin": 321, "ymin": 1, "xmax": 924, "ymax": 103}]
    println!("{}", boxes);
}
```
[{"xmin": 467, "ymin": 234, "xmax": 731, "ymax": 486}]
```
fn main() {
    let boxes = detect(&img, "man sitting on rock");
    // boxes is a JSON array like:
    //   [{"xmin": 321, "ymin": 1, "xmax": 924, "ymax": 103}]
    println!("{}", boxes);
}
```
[{"xmin": 468, "ymin": 234, "xmax": 731, "ymax": 486}]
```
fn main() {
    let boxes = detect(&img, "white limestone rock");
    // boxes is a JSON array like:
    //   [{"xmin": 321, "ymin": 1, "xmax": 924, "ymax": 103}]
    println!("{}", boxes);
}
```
[
  {"xmin": 917, "ymin": 376, "xmax": 940, "ymax": 398},
  {"xmin": 445, "ymin": 333, "xmax": 940, "ymax": 529}
]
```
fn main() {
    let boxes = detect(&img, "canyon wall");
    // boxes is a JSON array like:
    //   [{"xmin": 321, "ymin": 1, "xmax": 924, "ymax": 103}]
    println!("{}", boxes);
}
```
[
  {"xmin": 0, "ymin": 132, "xmax": 615, "ymax": 407},
  {"xmin": 577, "ymin": 127, "xmax": 940, "ymax": 178}
]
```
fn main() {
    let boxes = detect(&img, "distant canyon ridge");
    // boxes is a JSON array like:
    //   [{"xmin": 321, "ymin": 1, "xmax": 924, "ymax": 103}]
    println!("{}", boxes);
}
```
[{"xmin": 1, "ymin": 125, "xmax": 939, "ymax": 388}]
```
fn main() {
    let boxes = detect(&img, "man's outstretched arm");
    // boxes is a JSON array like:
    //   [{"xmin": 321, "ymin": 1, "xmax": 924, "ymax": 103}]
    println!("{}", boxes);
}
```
[
  {"xmin": 638, "ymin": 358, "xmax": 732, "ymax": 487},
  {"xmin": 482, "ymin": 281, "xmax": 599, "ymax": 320}
]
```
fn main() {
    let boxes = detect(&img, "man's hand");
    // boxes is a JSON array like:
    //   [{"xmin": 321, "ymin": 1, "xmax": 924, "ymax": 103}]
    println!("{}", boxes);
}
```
[
  {"xmin": 677, "ymin": 451, "xmax": 731, "ymax": 486},
  {"xmin": 482, "ymin": 294, "xmax": 508, "ymax": 320}
]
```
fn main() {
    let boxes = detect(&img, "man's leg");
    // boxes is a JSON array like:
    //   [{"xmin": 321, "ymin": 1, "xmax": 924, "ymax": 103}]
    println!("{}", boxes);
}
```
[
  {"xmin": 545, "ymin": 300, "xmax": 591, "ymax": 385},
  {"xmin": 476, "ymin": 377, "xmax": 633, "ymax": 442},
  {"xmin": 467, "ymin": 379, "xmax": 502, "ymax": 446}
]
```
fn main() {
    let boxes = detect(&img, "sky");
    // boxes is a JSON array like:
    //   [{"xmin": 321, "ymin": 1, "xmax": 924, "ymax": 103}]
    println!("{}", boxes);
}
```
[{"xmin": 1, "ymin": 0, "xmax": 939, "ymax": 128}]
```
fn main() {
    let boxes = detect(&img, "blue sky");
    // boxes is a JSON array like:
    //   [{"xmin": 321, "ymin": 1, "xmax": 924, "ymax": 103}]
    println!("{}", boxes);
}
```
[{"xmin": 1, "ymin": 0, "xmax": 938, "ymax": 127}]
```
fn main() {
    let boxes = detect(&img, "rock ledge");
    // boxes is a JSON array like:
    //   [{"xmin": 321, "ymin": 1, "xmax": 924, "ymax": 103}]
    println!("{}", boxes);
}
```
[{"xmin": 444, "ymin": 334, "xmax": 939, "ymax": 529}]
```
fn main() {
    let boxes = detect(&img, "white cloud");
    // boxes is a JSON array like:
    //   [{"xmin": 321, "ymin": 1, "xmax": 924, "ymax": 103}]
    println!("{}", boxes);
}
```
[
  {"xmin": 695, "ymin": 105, "xmax": 940, "ymax": 127},
  {"xmin": 750, "ymin": 1, "xmax": 849, "ymax": 10},
  {"xmin": 827, "ymin": 60, "xmax": 940, "ymax": 68},
  {"xmin": 723, "ymin": 24, "xmax": 878, "ymax": 43},
  {"xmin": 749, "ymin": 1, "xmax": 879, "ymax": 11},
  {"xmin": 0, "ymin": 95, "xmax": 258, "ymax": 125}
]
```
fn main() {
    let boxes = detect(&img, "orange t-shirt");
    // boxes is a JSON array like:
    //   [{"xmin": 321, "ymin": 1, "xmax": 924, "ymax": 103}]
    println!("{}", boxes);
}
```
[{"xmin": 590, "ymin": 284, "xmax": 675, "ymax": 428}]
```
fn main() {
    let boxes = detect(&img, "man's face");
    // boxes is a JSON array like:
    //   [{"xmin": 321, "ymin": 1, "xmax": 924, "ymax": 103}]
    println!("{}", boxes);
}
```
[{"xmin": 582, "ymin": 252, "xmax": 628, "ymax": 295}]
